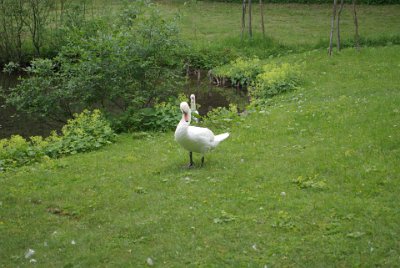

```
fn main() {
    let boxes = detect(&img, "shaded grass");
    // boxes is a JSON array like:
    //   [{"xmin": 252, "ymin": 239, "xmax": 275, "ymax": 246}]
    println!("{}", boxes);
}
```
[
  {"xmin": 158, "ymin": 1, "xmax": 400, "ymax": 56},
  {"xmin": 1, "ymin": 46, "xmax": 399, "ymax": 266}
]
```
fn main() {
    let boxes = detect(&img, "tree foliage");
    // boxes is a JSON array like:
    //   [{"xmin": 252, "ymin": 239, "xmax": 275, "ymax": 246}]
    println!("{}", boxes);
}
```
[
  {"xmin": 3, "ymin": 1, "xmax": 186, "ymax": 127},
  {"xmin": 0, "ymin": 0, "xmax": 92, "ymax": 64}
]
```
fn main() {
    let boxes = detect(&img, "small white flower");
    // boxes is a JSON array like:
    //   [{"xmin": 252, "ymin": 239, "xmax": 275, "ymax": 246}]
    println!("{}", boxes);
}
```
[
  {"xmin": 29, "ymin": 258, "xmax": 37, "ymax": 263},
  {"xmin": 280, "ymin": 192, "xmax": 286, "ymax": 197},
  {"xmin": 146, "ymin": 257, "xmax": 154, "ymax": 266},
  {"xmin": 71, "ymin": 240, "xmax": 76, "ymax": 245},
  {"xmin": 25, "ymin": 249, "xmax": 35, "ymax": 259}
]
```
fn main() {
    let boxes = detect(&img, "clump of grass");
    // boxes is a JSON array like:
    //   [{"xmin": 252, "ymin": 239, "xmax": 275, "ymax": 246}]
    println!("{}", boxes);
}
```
[{"xmin": 292, "ymin": 175, "xmax": 327, "ymax": 190}]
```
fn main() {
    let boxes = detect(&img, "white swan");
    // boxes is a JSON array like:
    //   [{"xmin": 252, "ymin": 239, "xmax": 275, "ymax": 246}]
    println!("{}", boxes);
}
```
[
  {"xmin": 175, "ymin": 102, "xmax": 229, "ymax": 167},
  {"xmin": 190, "ymin": 94, "xmax": 200, "ymax": 123}
]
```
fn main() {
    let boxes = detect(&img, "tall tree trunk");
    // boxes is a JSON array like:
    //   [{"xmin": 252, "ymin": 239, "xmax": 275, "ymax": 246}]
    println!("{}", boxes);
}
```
[
  {"xmin": 248, "ymin": 0, "xmax": 252, "ymax": 38},
  {"xmin": 260, "ymin": 0, "xmax": 265, "ymax": 38},
  {"xmin": 352, "ymin": 0, "xmax": 360, "ymax": 50},
  {"xmin": 241, "ymin": 0, "xmax": 246, "ymax": 40},
  {"xmin": 60, "ymin": 0, "xmax": 65, "ymax": 24},
  {"xmin": 337, "ymin": 0, "xmax": 344, "ymax": 51},
  {"xmin": 328, "ymin": 0, "xmax": 338, "ymax": 56}
]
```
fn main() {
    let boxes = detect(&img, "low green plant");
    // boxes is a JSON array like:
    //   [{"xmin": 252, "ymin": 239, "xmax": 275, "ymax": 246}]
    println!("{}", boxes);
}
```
[
  {"xmin": 201, "ymin": 103, "xmax": 241, "ymax": 131},
  {"xmin": 50, "ymin": 109, "xmax": 116, "ymax": 156},
  {"xmin": 0, "ymin": 135, "xmax": 46, "ymax": 170},
  {"xmin": 211, "ymin": 57, "xmax": 262, "ymax": 87},
  {"xmin": 250, "ymin": 63, "xmax": 301, "ymax": 100},
  {"xmin": 0, "ymin": 110, "xmax": 115, "ymax": 170},
  {"xmin": 110, "ymin": 100, "xmax": 183, "ymax": 133},
  {"xmin": 292, "ymin": 175, "xmax": 327, "ymax": 190}
]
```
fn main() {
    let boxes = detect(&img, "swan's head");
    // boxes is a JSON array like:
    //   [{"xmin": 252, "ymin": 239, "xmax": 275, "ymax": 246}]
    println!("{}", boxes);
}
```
[
  {"xmin": 180, "ymin": 102, "xmax": 191, "ymax": 122},
  {"xmin": 190, "ymin": 94, "xmax": 196, "ymax": 102}
]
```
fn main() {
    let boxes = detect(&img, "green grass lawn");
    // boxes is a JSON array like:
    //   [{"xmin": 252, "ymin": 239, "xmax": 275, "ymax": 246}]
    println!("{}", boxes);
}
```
[
  {"xmin": 157, "ymin": 1, "xmax": 400, "ymax": 48},
  {"xmin": 1, "ymin": 45, "xmax": 399, "ymax": 266},
  {"xmin": 80, "ymin": 1, "xmax": 400, "ymax": 51}
]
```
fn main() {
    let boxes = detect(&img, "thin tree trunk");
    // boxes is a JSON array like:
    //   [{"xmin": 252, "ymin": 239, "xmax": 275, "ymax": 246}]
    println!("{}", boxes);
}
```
[
  {"xmin": 241, "ymin": 0, "xmax": 246, "ymax": 40},
  {"xmin": 328, "ymin": 0, "xmax": 338, "ymax": 56},
  {"xmin": 60, "ymin": 0, "xmax": 65, "ymax": 24},
  {"xmin": 260, "ymin": 0, "xmax": 265, "ymax": 38},
  {"xmin": 337, "ymin": 0, "xmax": 344, "ymax": 51},
  {"xmin": 248, "ymin": 0, "xmax": 252, "ymax": 38},
  {"xmin": 352, "ymin": 0, "xmax": 360, "ymax": 50}
]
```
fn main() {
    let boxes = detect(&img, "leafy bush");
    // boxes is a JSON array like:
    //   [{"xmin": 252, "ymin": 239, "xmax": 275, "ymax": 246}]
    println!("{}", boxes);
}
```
[
  {"xmin": 183, "ymin": 46, "xmax": 238, "ymax": 71},
  {"xmin": 0, "ymin": 135, "xmax": 46, "ymax": 170},
  {"xmin": 111, "ymin": 102, "xmax": 181, "ymax": 133},
  {"xmin": 249, "ymin": 63, "xmax": 301, "ymax": 100},
  {"xmin": 0, "ymin": 110, "xmax": 115, "ymax": 171},
  {"xmin": 210, "ymin": 58, "xmax": 301, "ymax": 103},
  {"xmin": 201, "ymin": 103, "xmax": 242, "ymax": 131},
  {"xmin": 211, "ymin": 57, "xmax": 262, "ymax": 87},
  {"xmin": 3, "ymin": 1, "xmax": 186, "ymax": 123},
  {"xmin": 48, "ymin": 110, "xmax": 116, "ymax": 157}
]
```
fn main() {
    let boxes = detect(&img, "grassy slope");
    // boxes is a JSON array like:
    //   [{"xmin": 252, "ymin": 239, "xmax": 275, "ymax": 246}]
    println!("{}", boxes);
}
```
[
  {"xmin": 158, "ymin": 1, "xmax": 400, "ymax": 48},
  {"xmin": 1, "ymin": 46, "xmax": 399, "ymax": 266}
]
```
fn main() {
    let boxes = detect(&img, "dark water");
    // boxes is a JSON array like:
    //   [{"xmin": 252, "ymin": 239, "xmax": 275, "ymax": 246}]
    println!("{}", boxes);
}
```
[
  {"xmin": 0, "ymin": 72, "xmax": 248, "ymax": 139},
  {"xmin": 184, "ymin": 71, "xmax": 249, "ymax": 115},
  {"xmin": 0, "ymin": 73, "xmax": 62, "ymax": 139}
]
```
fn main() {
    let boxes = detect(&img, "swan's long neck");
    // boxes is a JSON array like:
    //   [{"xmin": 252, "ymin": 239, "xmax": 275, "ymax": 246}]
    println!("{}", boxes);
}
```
[
  {"xmin": 190, "ymin": 98, "xmax": 196, "ymax": 111},
  {"xmin": 175, "ymin": 114, "xmax": 190, "ymax": 139},
  {"xmin": 177, "ymin": 110, "xmax": 191, "ymax": 129}
]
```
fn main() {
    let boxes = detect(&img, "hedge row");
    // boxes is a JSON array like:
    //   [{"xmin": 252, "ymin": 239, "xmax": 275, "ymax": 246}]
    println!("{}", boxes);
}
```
[{"xmin": 203, "ymin": 0, "xmax": 399, "ymax": 4}]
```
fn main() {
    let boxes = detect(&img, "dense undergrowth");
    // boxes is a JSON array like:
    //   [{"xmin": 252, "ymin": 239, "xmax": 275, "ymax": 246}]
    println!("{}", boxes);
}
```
[{"xmin": 0, "ymin": 110, "xmax": 115, "ymax": 171}]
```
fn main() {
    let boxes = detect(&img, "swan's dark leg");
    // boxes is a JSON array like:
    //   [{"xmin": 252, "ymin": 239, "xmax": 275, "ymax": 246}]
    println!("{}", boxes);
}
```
[
  {"xmin": 188, "ymin": 152, "xmax": 194, "ymax": 168},
  {"xmin": 201, "ymin": 155, "xmax": 205, "ymax": 167}
]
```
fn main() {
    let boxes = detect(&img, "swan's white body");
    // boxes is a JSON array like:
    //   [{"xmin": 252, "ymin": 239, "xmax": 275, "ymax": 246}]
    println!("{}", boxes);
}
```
[
  {"xmin": 190, "ymin": 94, "xmax": 200, "ymax": 123},
  {"xmin": 175, "ymin": 102, "xmax": 229, "ymax": 166}
]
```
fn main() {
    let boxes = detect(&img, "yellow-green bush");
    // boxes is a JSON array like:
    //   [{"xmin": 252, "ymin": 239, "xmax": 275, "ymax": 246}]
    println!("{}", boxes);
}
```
[
  {"xmin": 0, "ymin": 110, "xmax": 116, "ymax": 171},
  {"xmin": 211, "ymin": 57, "xmax": 262, "ymax": 87},
  {"xmin": 249, "ymin": 63, "xmax": 301, "ymax": 100}
]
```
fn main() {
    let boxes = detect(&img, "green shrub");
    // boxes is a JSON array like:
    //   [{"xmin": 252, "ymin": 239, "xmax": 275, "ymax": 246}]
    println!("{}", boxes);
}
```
[
  {"xmin": 183, "ymin": 46, "xmax": 238, "ymax": 71},
  {"xmin": 0, "ymin": 135, "xmax": 44, "ymax": 170},
  {"xmin": 50, "ymin": 109, "xmax": 116, "ymax": 156},
  {"xmin": 201, "ymin": 103, "xmax": 242, "ymax": 131},
  {"xmin": 3, "ymin": 1, "xmax": 186, "ymax": 123},
  {"xmin": 112, "ymin": 102, "xmax": 181, "ymax": 133},
  {"xmin": 211, "ymin": 57, "xmax": 262, "ymax": 87},
  {"xmin": 249, "ymin": 63, "xmax": 301, "ymax": 100},
  {"xmin": 0, "ymin": 110, "xmax": 116, "ymax": 171}
]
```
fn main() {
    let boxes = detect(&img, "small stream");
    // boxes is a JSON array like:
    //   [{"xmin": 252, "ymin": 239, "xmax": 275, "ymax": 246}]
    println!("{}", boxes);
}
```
[{"xmin": 0, "ymin": 72, "xmax": 248, "ymax": 139}]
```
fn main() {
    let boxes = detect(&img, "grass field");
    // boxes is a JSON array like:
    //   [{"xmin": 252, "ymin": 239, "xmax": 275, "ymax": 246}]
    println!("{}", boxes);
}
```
[
  {"xmin": 1, "ymin": 0, "xmax": 400, "ymax": 266},
  {"xmin": 82, "ymin": 0, "xmax": 400, "ymax": 50},
  {"xmin": 1, "ymin": 45, "xmax": 399, "ymax": 266},
  {"xmin": 157, "ymin": 1, "xmax": 400, "ymax": 48}
]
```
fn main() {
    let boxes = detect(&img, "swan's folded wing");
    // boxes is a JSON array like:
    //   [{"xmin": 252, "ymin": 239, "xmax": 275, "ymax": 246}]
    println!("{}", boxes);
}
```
[{"xmin": 188, "ymin": 126, "xmax": 214, "ymax": 139}]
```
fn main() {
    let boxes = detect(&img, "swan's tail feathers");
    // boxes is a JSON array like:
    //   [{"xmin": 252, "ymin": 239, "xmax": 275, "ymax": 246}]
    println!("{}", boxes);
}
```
[{"xmin": 215, "ymin": 133, "xmax": 230, "ymax": 143}]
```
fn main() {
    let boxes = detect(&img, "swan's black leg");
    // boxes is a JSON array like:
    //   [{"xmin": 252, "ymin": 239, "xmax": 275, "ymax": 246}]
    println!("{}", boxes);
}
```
[
  {"xmin": 201, "ymin": 155, "xmax": 205, "ymax": 167},
  {"xmin": 188, "ymin": 152, "xmax": 194, "ymax": 168}
]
